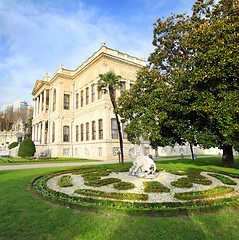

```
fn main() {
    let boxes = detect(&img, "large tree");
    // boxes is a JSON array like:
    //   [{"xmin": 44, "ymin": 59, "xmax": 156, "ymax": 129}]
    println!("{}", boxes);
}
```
[
  {"xmin": 98, "ymin": 71, "xmax": 125, "ymax": 164},
  {"xmin": 117, "ymin": 0, "xmax": 239, "ymax": 167}
]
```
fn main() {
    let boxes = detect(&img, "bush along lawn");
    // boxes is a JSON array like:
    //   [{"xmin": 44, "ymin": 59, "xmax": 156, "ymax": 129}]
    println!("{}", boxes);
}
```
[{"xmin": 28, "ymin": 163, "xmax": 239, "ymax": 217}]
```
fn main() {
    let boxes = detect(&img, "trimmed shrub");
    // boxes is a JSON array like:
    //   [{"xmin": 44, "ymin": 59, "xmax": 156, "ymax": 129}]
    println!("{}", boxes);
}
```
[
  {"xmin": 18, "ymin": 138, "xmax": 36, "ymax": 157},
  {"xmin": 8, "ymin": 142, "xmax": 18, "ymax": 150}
]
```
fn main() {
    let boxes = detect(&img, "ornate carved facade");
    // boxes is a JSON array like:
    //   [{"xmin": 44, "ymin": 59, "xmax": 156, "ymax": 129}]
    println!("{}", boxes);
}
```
[{"xmin": 32, "ymin": 44, "xmax": 147, "ymax": 160}]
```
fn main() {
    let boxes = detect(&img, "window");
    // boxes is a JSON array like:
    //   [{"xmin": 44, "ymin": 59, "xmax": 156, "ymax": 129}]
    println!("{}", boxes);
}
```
[
  {"xmin": 76, "ymin": 125, "xmax": 79, "ymax": 142},
  {"xmin": 86, "ymin": 122, "xmax": 89, "ymax": 141},
  {"xmin": 130, "ymin": 83, "xmax": 134, "ymax": 89},
  {"xmin": 122, "ymin": 122, "xmax": 127, "ymax": 139},
  {"xmin": 80, "ymin": 90, "xmax": 84, "ymax": 107},
  {"xmin": 98, "ymin": 119, "xmax": 103, "ymax": 139},
  {"xmin": 111, "ymin": 118, "xmax": 118, "ymax": 139},
  {"xmin": 64, "ymin": 94, "xmax": 70, "ymax": 110},
  {"xmin": 63, "ymin": 126, "xmax": 70, "ymax": 142},
  {"xmin": 52, "ymin": 122, "xmax": 55, "ymax": 142},
  {"xmin": 86, "ymin": 87, "xmax": 89, "ymax": 105},
  {"xmin": 76, "ymin": 93, "xmax": 79, "ymax": 109},
  {"xmin": 80, "ymin": 124, "xmax": 84, "ymax": 141},
  {"xmin": 98, "ymin": 80, "xmax": 103, "ymax": 99},
  {"xmin": 120, "ymin": 82, "xmax": 126, "ymax": 96},
  {"xmin": 53, "ymin": 89, "xmax": 56, "ymax": 111},
  {"xmin": 92, "ymin": 121, "xmax": 96, "ymax": 140},
  {"xmin": 91, "ymin": 84, "xmax": 95, "ymax": 102}
]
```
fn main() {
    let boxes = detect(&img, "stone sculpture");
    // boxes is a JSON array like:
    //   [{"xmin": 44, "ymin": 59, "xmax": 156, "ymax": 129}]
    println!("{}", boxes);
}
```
[{"xmin": 128, "ymin": 148, "xmax": 157, "ymax": 178}]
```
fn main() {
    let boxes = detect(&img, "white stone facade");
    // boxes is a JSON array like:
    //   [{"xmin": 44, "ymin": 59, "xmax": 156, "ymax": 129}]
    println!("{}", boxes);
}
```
[{"xmin": 32, "ymin": 44, "xmax": 151, "ymax": 160}]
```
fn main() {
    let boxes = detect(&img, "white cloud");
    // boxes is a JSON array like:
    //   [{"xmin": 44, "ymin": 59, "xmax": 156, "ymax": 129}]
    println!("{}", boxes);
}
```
[{"xmin": 0, "ymin": 0, "xmax": 195, "ymax": 108}]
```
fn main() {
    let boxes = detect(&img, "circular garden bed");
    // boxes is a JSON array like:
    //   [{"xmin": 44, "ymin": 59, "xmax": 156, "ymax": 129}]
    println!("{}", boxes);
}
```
[{"xmin": 29, "ymin": 165, "xmax": 239, "ymax": 216}]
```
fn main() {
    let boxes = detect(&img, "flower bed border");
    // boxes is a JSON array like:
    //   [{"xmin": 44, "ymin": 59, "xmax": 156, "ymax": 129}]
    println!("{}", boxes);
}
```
[{"xmin": 28, "ymin": 167, "xmax": 239, "ymax": 217}]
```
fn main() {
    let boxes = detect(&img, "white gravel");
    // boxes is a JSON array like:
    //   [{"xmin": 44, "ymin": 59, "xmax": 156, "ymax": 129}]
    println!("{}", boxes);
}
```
[{"xmin": 46, "ymin": 171, "xmax": 239, "ymax": 203}]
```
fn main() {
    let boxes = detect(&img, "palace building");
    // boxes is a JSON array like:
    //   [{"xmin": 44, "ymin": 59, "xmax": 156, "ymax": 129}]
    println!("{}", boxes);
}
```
[{"xmin": 32, "ymin": 44, "xmax": 149, "ymax": 160}]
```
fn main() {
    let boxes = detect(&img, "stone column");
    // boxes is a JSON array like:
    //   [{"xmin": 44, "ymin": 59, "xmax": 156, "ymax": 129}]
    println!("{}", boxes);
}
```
[
  {"xmin": 43, "ymin": 89, "xmax": 46, "ymax": 113},
  {"xmin": 36, "ymin": 96, "xmax": 39, "ymax": 115},
  {"xmin": 38, "ymin": 122, "xmax": 42, "ymax": 143},
  {"xmin": 42, "ymin": 121, "xmax": 45, "ymax": 144},
  {"xmin": 32, "ymin": 125, "xmax": 35, "ymax": 141},
  {"xmin": 40, "ymin": 93, "xmax": 43, "ymax": 113}
]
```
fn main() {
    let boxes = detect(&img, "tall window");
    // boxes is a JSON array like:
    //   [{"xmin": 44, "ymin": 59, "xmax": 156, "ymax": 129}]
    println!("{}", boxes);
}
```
[
  {"xmin": 76, "ymin": 125, "xmax": 79, "ymax": 142},
  {"xmin": 76, "ymin": 93, "xmax": 79, "ymax": 109},
  {"xmin": 120, "ymin": 82, "xmax": 126, "ymax": 96},
  {"xmin": 53, "ymin": 89, "xmax": 56, "ymax": 111},
  {"xmin": 91, "ymin": 84, "xmax": 95, "ymax": 102},
  {"xmin": 92, "ymin": 121, "xmax": 96, "ymax": 140},
  {"xmin": 52, "ymin": 122, "xmax": 55, "ymax": 142},
  {"xmin": 122, "ymin": 122, "xmax": 127, "ymax": 139},
  {"xmin": 64, "ymin": 94, "xmax": 70, "ymax": 110},
  {"xmin": 98, "ymin": 80, "xmax": 103, "ymax": 99},
  {"xmin": 86, "ymin": 87, "xmax": 89, "ymax": 105},
  {"xmin": 111, "ymin": 118, "xmax": 118, "ymax": 139},
  {"xmin": 80, "ymin": 90, "xmax": 84, "ymax": 107},
  {"xmin": 86, "ymin": 122, "xmax": 89, "ymax": 141},
  {"xmin": 80, "ymin": 124, "xmax": 84, "ymax": 141},
  {"xmin": 98, "ymin": 119, "xmax": 103, "ymax": 139},
  {"xmin": 130, "ymin": 83, "xmax": 134, "ymax": 89},
  {"xmin": 63, "ymin": 126, "xmax": 69, "ymax": 142}
]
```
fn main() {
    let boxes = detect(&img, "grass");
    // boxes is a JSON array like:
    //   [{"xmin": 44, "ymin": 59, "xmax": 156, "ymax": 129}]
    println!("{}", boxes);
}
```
[
  {"xmin": 156, "ymin": 154, "xmax": 219, "ymax": 158},
  {"xmin": 0, "ymin": 157, "xmax": 239, "ymax": 240},
  {"xmin": 0, "ymin": 157, "xmax": 100, "ymax": 166}
]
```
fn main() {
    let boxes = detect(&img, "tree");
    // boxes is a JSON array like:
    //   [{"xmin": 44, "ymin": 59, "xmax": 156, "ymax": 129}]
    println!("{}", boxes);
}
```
[
  {"xmin": 18, "ymin": 138, "xmax": 36, "ymax": 157},
  {"xmin": 98, "ymin": 71, "xmax": 125, "ymax": 164},
  {"xmin": 117, "ymin": 0, "xmax": 239, "ymax": 167}
]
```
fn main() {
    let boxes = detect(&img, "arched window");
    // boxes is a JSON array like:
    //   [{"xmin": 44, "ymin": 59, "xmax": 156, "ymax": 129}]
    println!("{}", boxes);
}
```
[
  {"xmin": 86, "ymin": 122, "xmax": 89, "ymax": 141},
  {"xmin": 98, "ymin": 119, "xmax": 103, "ymax": 139},
  {"xmin": 63, "ymin": 126, "xmax": 70, "ymax": 142},
  {"xmin": 92, "ymin": 121, "xmax": 96, "ymax": 140},
  {"xmin": 76, "ymin": 125, "xmax": 79, "ymax": 142},
  {"xmin": 111, "ymin": 118, "xmax": 118, "ymax": 139}
]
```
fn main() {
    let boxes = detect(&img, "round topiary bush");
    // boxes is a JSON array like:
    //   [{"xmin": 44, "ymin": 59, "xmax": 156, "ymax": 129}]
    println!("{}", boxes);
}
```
[
  {"xmin": 8, "ymin": 142, "xmax": 19, "ymax": 150},
  {"xmin": 18, "ymin": 138, "xmax": 36, "ymax": 157}
]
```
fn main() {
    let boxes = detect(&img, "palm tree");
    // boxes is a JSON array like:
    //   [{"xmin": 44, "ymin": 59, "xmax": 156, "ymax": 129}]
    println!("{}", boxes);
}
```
[{"xmin": 98, "ymin": 71, "xmax": 124, "ymax": 165}]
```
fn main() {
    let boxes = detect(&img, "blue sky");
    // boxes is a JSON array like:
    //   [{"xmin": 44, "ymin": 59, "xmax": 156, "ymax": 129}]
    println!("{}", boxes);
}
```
[{"xmin": 0, "ymin": 0, "xmax": 194, "ymax": 108}]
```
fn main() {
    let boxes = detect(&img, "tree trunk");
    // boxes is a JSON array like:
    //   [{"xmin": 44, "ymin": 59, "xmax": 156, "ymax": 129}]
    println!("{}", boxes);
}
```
[
  {"xmin": 222, "ymin": 145, "xmax": 234, "ymax": 168},
  {"xmin": 189, "ymin": 143, "xmax": 194, "ymax": 161},
  {"xmin": 109, "ymin": 85, "xmax": 124, "ymax": 165}
]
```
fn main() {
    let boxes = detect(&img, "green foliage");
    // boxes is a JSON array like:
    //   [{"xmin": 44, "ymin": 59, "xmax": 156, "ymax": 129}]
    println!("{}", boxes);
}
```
[
  {"xmin": 18, "ymin": 138, "xmax": 36, "ymax": 157},
  {"xmin": 208, "ymin": 173, "xmax": 237, "ymax": 185},
  {"xmin": 75, "ymin": 189, "xmax": 148, "ymax": 201},
  {"xmin": 85, "ymin": 177, "xmax": 121, "ymax": 187},
  {"xmin": 113, "ymin": 181, "xmax": 135, "ymax": 190},
  {"xmin": 58, "ymin": 175, "xmax": 73, "ymax": 187},
  {"xmin": 175, "ymin": 186, "xmax": 234, "ymax": 200},
  {"xmin": 8, "ymin": 141, "xmax": 18, "ymax": 150},
  {"xmin": 117, "ymin": 0, "xmax": 239, "ymax": 167},
  {"xmin": 144, "ymin": 181, "xmax": 170, "ymax": 193}
]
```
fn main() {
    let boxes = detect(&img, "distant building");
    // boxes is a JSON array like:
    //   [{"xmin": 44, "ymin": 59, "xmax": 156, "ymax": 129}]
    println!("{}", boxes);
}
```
[
  {"xmin": 13, "ymin": 100, "xmax": 27, "ymax": 112},
  {"xmin": 1, "ymin": 104, "xmax": 13, "ymax": 113}
]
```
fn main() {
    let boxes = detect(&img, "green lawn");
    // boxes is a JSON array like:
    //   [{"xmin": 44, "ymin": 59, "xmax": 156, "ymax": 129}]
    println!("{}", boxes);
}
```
[
  {"xmin": 0, "ymin": 157, "xmax": 239, "ymax": 240},
  {"xmin": 0, "ymin": 157, "xmax": 100, "ymax": 166}
]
